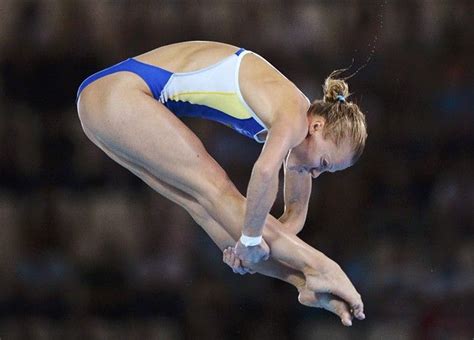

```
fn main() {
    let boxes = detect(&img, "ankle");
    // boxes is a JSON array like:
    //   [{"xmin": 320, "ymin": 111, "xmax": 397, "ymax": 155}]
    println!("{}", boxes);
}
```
[{"xmin": 301, "ymin": 253, "xmax": 334, "ymax": 277}]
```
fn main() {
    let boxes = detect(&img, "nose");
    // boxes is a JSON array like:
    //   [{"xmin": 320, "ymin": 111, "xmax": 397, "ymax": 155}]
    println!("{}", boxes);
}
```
[{"xmin": 310, "ymin": 169, "xmax": 321, "ymax": 178}]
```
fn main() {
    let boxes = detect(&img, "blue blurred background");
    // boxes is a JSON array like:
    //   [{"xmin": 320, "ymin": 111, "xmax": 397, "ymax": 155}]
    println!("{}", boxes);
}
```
[{"xmin": 0, "ymin": 1, "xmax": 473, "ymax": 339}]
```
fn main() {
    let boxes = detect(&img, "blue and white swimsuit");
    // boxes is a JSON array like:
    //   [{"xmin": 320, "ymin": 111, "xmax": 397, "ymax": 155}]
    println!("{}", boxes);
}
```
[{"xmin": 77, "ymin": 48, "xmax": 268, "ymax": 143}]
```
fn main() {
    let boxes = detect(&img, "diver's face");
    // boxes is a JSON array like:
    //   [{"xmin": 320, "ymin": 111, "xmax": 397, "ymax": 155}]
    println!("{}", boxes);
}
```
[{"xmin": 287, "ymin": 120, "xmax": 354, "ymax": 178}]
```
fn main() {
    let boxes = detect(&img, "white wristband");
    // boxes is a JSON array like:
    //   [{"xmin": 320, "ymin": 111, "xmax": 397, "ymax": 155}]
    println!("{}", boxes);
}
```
[{"xmin": 240, "ymin": 234, "xmax": 262, "ymax": 247}]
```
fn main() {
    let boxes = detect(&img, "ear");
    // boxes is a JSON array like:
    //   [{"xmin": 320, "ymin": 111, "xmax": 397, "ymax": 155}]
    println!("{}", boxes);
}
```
[{"xmin": 309, "ymin": 117, "xmax": 325, "ymax": 135}]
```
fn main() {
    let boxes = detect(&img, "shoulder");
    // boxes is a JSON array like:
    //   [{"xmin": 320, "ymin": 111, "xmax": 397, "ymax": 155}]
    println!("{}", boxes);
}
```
[
  {"xmin": 267, "ymin": 92, "xmax": 309, "ymax": 148},
  {"xmin": 239, "ymin": 52, "xmax": 309, "ymax": 141}
]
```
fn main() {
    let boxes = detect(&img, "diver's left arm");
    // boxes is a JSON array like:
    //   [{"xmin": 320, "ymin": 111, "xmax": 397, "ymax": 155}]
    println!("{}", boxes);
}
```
[{"xmin": 279, "ymin": 156, "xmax": 312, "ymax": 234}]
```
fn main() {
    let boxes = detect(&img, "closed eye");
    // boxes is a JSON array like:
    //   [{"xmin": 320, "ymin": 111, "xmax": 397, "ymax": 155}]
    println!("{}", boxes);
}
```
[{"xmin": 320, "ymin": 158, "xmax": 329, "ymax": 171}]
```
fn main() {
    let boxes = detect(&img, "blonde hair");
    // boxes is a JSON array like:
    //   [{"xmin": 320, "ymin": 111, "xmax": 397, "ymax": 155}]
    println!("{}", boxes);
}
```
[{"xmin": 309, "ymin": 73, "xmax": 368, "ymax": 164}]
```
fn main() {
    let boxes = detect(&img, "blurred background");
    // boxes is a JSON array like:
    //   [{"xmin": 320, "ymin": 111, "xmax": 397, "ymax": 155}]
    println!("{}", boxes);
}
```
[{"xmin": 0, "ymin": 0, "xmax": 473, "ymax": 339}]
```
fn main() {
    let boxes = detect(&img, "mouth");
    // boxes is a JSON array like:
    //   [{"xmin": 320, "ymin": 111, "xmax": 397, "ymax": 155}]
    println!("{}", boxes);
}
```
[{"xmin": 288, "ymin": 165, "xmax": 309, "ymax": 173}]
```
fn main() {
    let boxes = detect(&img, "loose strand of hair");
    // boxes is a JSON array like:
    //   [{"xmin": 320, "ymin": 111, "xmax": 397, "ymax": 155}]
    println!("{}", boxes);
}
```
[
  {"xmin": 328, "ymin": 59, "xmax": 355, "ymax": 80},
  {"xmin": 342, "ymin": 0, "xmax": 387, "ymax": 81}
]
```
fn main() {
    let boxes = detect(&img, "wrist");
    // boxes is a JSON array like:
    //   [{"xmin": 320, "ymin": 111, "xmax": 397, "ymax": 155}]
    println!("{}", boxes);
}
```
[{"xmin": 240, "ymin": 233, "xmax": 262, "ymax": 247}]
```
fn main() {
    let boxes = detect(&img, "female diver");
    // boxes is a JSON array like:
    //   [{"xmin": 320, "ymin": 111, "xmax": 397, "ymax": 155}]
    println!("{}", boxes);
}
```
[{"xmin": 76, "ymin": 41, "xmax": 367, "ymax": 326}]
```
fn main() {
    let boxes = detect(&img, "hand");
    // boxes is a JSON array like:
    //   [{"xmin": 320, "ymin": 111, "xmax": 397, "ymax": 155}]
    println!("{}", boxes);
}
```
[
  {"xmin": 222, "ymin": 247, "xmax": 256, "ymax": 275},
  {"xmin": 234, "ymin": 237, "xmax": 270, "ymax": 265}
]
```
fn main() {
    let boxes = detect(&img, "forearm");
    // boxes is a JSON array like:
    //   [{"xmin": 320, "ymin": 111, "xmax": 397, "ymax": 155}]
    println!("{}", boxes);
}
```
[
  {"xmin": 279, "ymin": 166, "xmax": 312, "ymax": 234},
  {"xmin": 279, "ymin": 205, "xmax": 308, "ymax": 234},
  {"xmin": 242, "ymin": 167, "xmax": 279, "ymax": 237}
]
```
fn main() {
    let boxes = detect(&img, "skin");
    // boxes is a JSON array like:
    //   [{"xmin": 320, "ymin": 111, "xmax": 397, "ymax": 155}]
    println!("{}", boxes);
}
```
[
  {"xmin": 224, "ymin": 123, "xmax": 359, "ymax": 325},
  {"xmin": 76, "ymin": 41, "xmax": 365, "ymax": 325},
  {"xmin": 223, "ymin": 248, "xmax": 356, "ymax": 326}
]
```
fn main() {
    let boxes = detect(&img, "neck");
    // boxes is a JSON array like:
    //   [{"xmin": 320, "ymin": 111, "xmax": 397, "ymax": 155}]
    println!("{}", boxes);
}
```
[{"xmin": 288, "ymin": 138, "xmax": 310, "ymax": 169}]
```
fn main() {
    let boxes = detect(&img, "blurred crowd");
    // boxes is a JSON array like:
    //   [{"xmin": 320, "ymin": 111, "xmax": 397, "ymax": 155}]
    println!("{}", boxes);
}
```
[{"xmin": 0, "ymin": 0, "xmax": 473, "ymax": 339}]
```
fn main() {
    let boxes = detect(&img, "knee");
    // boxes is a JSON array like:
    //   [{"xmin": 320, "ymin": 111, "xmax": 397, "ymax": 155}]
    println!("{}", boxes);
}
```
[{"xmin": 182, "ymin": 200, "xmax": 208, "ymax": 225}]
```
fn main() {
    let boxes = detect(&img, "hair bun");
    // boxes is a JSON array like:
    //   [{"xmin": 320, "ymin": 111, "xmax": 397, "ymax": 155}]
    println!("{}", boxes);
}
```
[{"xmin": 323, "ymin": 77, "xmax": 349, "ymax": 103}]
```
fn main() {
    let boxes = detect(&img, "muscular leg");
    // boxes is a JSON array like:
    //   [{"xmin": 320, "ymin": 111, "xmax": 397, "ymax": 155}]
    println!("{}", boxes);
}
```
[
  {"xmin": 85, "ymin": 138, "xmax": 353, "ymax": 325},
  {"xmin": 86, "ymin": 129, "xmax": 303, "ymax": 286},
  {"xmin": 77, "ymin": 81, "xmax": 363, "ymax": 318}
]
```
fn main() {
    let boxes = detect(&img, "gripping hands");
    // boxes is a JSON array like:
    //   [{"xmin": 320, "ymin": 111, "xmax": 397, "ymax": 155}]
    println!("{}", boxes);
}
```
[
  {"xmin": 234, "ymin": 236, "xmax": 270, "ymax": 266},
  {"xmin": 223, "ymin": 247, "xmax": 255, "ymax": 275}
]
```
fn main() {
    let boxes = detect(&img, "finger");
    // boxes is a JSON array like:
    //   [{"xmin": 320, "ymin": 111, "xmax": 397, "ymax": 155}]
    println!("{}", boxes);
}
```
[
  {"xmin": 233, "ymin": 263, "xmax": 247, "ymax": 275},
  {"xmin": 233, "ymin": 267, "xmax": 246, "ymax": 275},
  {"xmin": 223, "ymin": 250, "xmax": 231, "ymax": 264},
  {"xmin": 233, "ymin": 260, "xmax": 241, "ymax": 270},
  {"xmin": 263, "ymin": 251, "xmax": 270, "ymax": 261},
  {"xmin": 232, "ymin": 257, "xmax": 244, "ymax": 271},
  {"xmin": 230, "ymin": 258, "xmax": 246, "ymax": 274},
  {"xmin": 232, "ymin": 254, "xmax": 240, "ymax": 267},
  {"xmin": 228, "ymin": 249, "xmax": 240, "ymax": 265}
]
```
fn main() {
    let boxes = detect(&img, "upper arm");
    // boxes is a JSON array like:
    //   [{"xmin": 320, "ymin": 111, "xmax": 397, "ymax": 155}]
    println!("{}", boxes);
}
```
[
  {"xmin": 250, "ymin": 76, "xmax": 309, "ymax": 176},
  {"xmin": 254, "ymin": 115, "xmax": 305, "ymax": 178}
]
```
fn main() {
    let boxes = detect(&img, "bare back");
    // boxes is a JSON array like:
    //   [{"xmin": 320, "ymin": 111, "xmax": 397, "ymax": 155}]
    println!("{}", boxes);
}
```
[{"xmin": 134, "ymin": 41, "xmax": 309, "ymax": 129}]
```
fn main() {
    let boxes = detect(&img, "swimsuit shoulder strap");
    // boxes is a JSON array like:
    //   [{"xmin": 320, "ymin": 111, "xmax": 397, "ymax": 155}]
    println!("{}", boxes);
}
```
[{"xmin": 235, "ymin": 48, "xmax": 246, "ymax": 56}]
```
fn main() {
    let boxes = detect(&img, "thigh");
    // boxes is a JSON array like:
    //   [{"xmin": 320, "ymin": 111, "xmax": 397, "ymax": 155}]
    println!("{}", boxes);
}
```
[
  {"xmin": 87, "ymin": 130, "xmax": 238, "ymax": 247},
  {"xmin": 78, "ymin": 84, "xmax": 232, "ymax": 202},
  {"xmin": 98, "ymin": 141, "xmax": 308, "ymax": 288}
]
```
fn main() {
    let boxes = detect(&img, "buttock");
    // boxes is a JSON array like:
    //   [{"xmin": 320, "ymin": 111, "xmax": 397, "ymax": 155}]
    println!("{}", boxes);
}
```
[{"xmin": 76, "ymin": 58, "xmax": 174, "ymax": 102}]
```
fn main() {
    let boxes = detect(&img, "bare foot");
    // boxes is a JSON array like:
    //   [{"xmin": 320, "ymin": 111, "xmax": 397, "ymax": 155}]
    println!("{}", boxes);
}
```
[
  {"xmin": 298, "ymin": 288, "xmax": 354, "ymax": 326},
  {"xmin": 304, "ymin": 258, "xmax": 365, "ymax": 321},
  {"xmin": 223, "ymin": 246, "xmax": 359, "ymax": 326}
]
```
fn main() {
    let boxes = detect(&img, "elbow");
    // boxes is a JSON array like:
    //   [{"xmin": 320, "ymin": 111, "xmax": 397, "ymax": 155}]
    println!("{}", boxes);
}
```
[
  {"xmin": 290, "ymin": 222, "xmax": 305, "ymax": 235},
  {"xmin": 281, "ymin": 211, "xmax": 305, "ymax": 235},
  {"xmin": 252, "ymin": 161, "xmax": 275, "ymax": 183}
]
